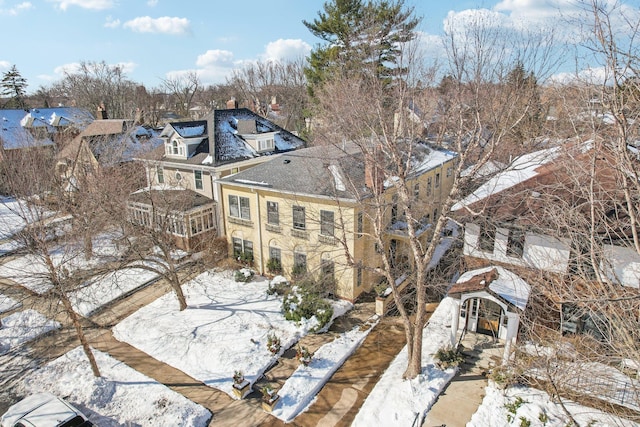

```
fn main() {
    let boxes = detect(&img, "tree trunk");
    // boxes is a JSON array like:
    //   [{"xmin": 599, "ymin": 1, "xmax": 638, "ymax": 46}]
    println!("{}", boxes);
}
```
[
  {"xmin": 169, "ymin": 268, "xmax": 187, "ymax": 311},
  {"xmin": 59, "ymin": 291, "xmax": 101, "ymax": 377}
]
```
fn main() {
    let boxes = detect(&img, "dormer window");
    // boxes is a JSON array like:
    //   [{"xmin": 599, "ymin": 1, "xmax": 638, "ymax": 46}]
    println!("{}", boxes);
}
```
[
  {"xmin": 172, "ymin": 141, "xmax": 178, "ymax": 155},
  {"xmin": 259, "ymin": 138, "xmax": 274, "ymax": 151}
]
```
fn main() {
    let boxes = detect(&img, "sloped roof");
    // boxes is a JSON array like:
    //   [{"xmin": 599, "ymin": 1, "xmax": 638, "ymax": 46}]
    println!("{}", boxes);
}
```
[
  {"xmin": 0, "ymin": 107, "xmax": 94, "ymax": 150},
  {"xmin": 449, "ymin": 265, "xmax": 531, "ymax": 311},
  {"xmin": 144, "ymin": 108, "xmax": 306, "ymax": 168}
]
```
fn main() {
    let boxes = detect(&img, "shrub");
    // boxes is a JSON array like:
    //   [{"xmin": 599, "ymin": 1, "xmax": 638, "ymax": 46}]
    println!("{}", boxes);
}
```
[
  {"xmin": 234, "ymin": 267, "xmax": 254, "ymax": 282},
  {"xmin": 291, "ymin": 263, "xmax": 306, "ymax": 279},
  {"xmin": 282, "ymin": 284, "xmax": 334, "ymax": 332},
  {"xmin": 266, "ymin": 257, "xmax": 283, "ymax": 274},
  {"xmin": 296, "ymin": 346, "xmax": 313, "ymax": 366},
  {"xmin": 434, "ymin": 346, "xmax": 465, "ymax": 369},
  {"xmin": 266, "ymin": 332, "xmax": 281, "ymax": 354},
  {"xmin": 261, "ymin": 385, "xmax": 277, "ymax": 402},
  {"xmin": 236, "ymin": 251, "xmax": 254, "ymax": 266},
  {"xmin": 233, "ymin": 370, "xmax": 244, "ymax": 384},
  {"xmin": 267, "ymin": 275, "xmax": 290, "ymax": 295}
]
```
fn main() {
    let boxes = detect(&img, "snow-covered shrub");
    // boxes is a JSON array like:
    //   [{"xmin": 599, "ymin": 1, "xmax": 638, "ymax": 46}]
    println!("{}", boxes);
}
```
[
  {"xmin": 266, "ymin": 332, "xmax": 281, "ymax": 354},
  {"xmin": 296, "ymin": 346, "xmax": 312, "ymax": 366},
  {"xmin": 434, "ymin": 345, "xmax": 464, "ymax": 369},
  {"xmin": 282, "ymin": 283, "xmax": 333, "ymax": 332},
  {"xmin": 234, "ymin": 267, "xmax": 254, "ymax": 283},
  {"xmin": 267, "ymin": 275, "xmax": 290, "ymax": 295}
]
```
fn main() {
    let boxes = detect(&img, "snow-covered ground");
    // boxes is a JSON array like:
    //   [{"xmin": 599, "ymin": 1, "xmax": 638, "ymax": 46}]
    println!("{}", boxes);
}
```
[
  {"xmin": 0, "ymin": 294, "xmax": 20, "ymax": 314},
  {"xmin": 0, "ymin": 309, "xmax": 60, "ymax": 355},
  {"xmin": 469, "ymin": 382, "xmax": 639, "ymax": 427},
  {"xmin": 70, "ymin": 266, "xmax": 159, "ymax": 316},
  {"xmin": 352, "ymin": 297, "xmax": 458, "ymax": 427},
  {"xmin": 16, "ymin": 346, "xmax": 211, "ymax": 426},
  {"xmin": 113, "ymin": 270, "xmax": 352, "ymax": 398},
  {"xmin": 272, "ymin": 320, "xmax": 377, "ymax": 422},
  {"xmin": 0, "ymin": 197, "xmax": 37, "ymax": 240}
]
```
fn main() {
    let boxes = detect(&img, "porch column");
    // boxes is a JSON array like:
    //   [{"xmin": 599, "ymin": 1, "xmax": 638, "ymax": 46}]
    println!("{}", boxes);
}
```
[
  {"xmin": 503, "ymin": 312, "xmax": 519, "ymax": 364},
  {"xmin": 450, "ymin": 299, "xmax": 461, "ymax": 346}
]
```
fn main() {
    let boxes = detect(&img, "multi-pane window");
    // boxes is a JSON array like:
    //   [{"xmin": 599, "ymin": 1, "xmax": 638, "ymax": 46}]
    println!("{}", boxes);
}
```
[
  {"xmin": 447, "ymin": 166, "xmax": 453, "ymax": 177},
  {"xmin": 356, "ymin": 266, "xmax": 362, "ymax": 287},
  {"xmin": 229, "ymin": 195, "xmax": 250, "ymax": 220},
  {"xmin": 194, "ymin": 170, "xmax": 203, "ymax": 190},
  {"xmin": 157, "ymin": 166, "xmax": 164, "ymax": 184},
  {"xmin": 426, "ymin": 177, "xmax": 432, "ymax": 196},
  {"xmin": 320, "ymin": 210, "xmax": 334, "ymax": 236},
  {"xmin": 507, "ymin": 228, "xmax": 525, "ymax": 258},
  {"xmin": 293, "ymin": 206, "xmax": 306, "ymax": 230},
  {"xmin": 414, "ymin": 183, "xmax": 420, "ymax": 199},
  {"xmin": 259, "ymin": 138, "xmax": 274, "ymax": 151},
  {"xmin": 189, "ymin": 208, "xmax": 215, "ymax": 236},
  {"xmin": 357, "ymin": 212, "xmax": 363, "ymax": 238},
  {"xmin": 294, "ymin": 251, "xmax": 307, "ymax": 273},
  {"xmin": 267, "ymin": 201, "xmax": 279, "ymax": 225},
  {"xmin": 269, "ymin": 246, "xmax": 281, "ymax": 263},
  {"xmin": 435, "ymin": 172, "xmax": 441, "ymax": 188},
  {"xmin": 232, "ymin": 237, "xmax": 253, "ymax": 259},
  {"xmin": 478, "ymin": 223, "xmax": 496, "ymax": 252}
]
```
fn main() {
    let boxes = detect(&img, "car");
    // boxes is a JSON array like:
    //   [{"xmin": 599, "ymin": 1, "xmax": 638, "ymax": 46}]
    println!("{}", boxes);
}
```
[{"xmin": 1, "ymin": 392, "xmax": 93, "ymax": 427}]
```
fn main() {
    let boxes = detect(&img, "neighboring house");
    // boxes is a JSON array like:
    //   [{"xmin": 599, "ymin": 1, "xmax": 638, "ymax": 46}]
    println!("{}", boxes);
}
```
[
  {"xmin": 451, "ymin": 140, "xmax": 640, "ymax": 340},
  {"xmin": 130, "ymin": 108, "xmax": 307, "ymax": 250},
  {"xmin": 57, "ymin": 119, "xmax": 163, "ymax": 193},
  {"xmin": 0, "ymin": 107, "xmax": 94, "ymax": 161},
  {"xmin": 218, "ymin": 142, "xmax": 458, "ymax": 301}
]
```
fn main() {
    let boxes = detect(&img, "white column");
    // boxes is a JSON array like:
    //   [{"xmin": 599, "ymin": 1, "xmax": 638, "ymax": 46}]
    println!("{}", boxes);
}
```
[
  {"xmin": 450, "ymin": 299, "xmax": 461, "ymax": 346},
  {"xmin": 503, "ymin": 312, "xmax": 519, "ymax": 363}
]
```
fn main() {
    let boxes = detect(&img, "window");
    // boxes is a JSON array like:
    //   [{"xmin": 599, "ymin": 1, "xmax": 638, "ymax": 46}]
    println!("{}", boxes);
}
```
[
  {"xmin": 293, "ymin": 251, "xmax": 307, "ymax": 275},
  {"xmin": 506, "ymin": 228, "xmax": 525, "ymax": 258},
  {"xmin": 175, "ymin": 171, "xmax": 182, "ymax": 182},
  {"xmin": 172, "ymin": 140, "xmax": 178, "ymax": 155},
  {"xmin": 267, "ymin": 201, "xmax": 279, "ymax": 225},
  {"xmin": 478, "ymin": 223, "xmax": 496, "ymax": 252},
  {"xmin": 447, "ymin": 166, "xmax": 453, "ymax": 177},
  {"xmin": 426, "ymin": 177, "xmax": 432, "ymax": 196},
  {"xmin": 391, "ymin": 195, "xmax": 398, "ymax": 224},
  {"xmin": 269, "ymin": 246, "xmax": 281, "ymax": 263},
  {"xmin": 188, "ymin": 208, "xmax": 215, "ymax": 236},
  {"xmin": 259, "ymin": 138, "xmax": 274, "ymax": 151},
  {"xmin": 229, "ymin": 195, "xmax": 250, "ymax": 220},
  {"xmin": 293, "ymin": 206, "xmax": 305, "ymax": 230},
  {"xmin": 157, "ymin": 166, "xmax": 164, "ymax": 184},
  {"xmin": 414, "ymin": 182, "xmax": 420, "ymax": 199},
  {"xmin": 232, "ymin": 237, "xmax": 253, "ymax": 260},
  {"xmin": 435, "ymin": 172, "xmax": 441, "ymax": 188},
  {"xmin": 321, "ymin": 259, "xmax": 335, "ymax": 285},
  {"xmin": 320, "ymin": 210, "xmax": 334, "ymax": 236},
  {"xmin": 194, "ymin": 170, "xmax": 203, "ymax": 190},
  {"xmin": 357, "ymin": 212, "xmax": 363, "ymax": 238},
  {"xmin": 356, "ymin": 266, "xmax": 362, "ymax": 287},
  {"xmin": 433, "ymin": 208, "xmax": 438, "ymax": 221}
]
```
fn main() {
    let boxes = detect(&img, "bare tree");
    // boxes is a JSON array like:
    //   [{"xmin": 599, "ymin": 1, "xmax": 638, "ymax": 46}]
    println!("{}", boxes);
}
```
[
  {"xmin": 161, "ymin": 71, "xmax": 202, "ymax": 119},
  {"xmin": 311, "ymin": 13, "xmax": 559, "ymax": 379}
]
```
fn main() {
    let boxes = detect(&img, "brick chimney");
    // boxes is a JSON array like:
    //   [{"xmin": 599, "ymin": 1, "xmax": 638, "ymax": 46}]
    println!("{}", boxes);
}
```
[{"xmin": 97, "ymin": 102, "xmax": 108, "ymax": 120}]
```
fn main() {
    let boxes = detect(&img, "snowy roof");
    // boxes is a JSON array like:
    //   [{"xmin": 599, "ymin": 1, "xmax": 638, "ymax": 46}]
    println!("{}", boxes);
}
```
[
  {"xmin": 0, "ymin": 107, "xmax": 94, "ymax": 150},
  {"xmin": 451, "ymin": 146, "xmax": 560, "ymax": 211},
  {"xmin": 145, "ymin": 108, "xmax": 306, "ymax": 167},
  {"xmin": 451, "ymin": 266, "xmax": 531, "ymax": 311}
]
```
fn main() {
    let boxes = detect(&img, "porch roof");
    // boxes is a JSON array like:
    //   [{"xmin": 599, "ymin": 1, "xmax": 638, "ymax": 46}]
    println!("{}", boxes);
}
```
[{"xmin": 449, "ymin": 266, "xmax": 531, "ymax": 311}]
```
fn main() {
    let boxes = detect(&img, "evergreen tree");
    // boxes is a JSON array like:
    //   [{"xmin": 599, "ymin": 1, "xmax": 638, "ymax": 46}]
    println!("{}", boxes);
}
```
[
  {"xmin": 1, "ymin": 65, "xmax": 28, "ymax": 109},
  {"xmin": 303, "ymin": 0, "xmax": 419, "ymax": 95}
]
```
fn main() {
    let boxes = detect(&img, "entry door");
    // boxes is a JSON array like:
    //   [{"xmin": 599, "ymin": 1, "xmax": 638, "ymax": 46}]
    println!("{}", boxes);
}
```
[{"xmin": 476, "ymin": 299, "xmax": 502, "ymax": 337}]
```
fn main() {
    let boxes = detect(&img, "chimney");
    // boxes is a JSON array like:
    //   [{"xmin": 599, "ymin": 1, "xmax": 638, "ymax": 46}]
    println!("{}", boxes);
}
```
[
  {"xmin": 226, "ymin": 97, "xmax": 238, "ymax": 109},
  {"xmin": 97, "ymin": 102, "xmax": 108, "ymax": 120}
]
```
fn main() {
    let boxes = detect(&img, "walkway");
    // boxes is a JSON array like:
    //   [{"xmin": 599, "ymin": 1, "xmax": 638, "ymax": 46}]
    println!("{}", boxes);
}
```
[{"xmin": 422, "ymin": 333, "xmax": 503, "ymax": 427}]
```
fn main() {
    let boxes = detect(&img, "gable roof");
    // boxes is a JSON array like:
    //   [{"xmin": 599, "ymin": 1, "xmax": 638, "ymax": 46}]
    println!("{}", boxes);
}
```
[
  {"xmin": 449, "ymin": 265, "xmax": 531, "ymax": 311},
  {"xmin": 143, "ymin": 108, "xmax": 306, "ymax": 168},
  {"xmin": 0, "ymin": 107, "xmax": 94, "ymax": 150}
]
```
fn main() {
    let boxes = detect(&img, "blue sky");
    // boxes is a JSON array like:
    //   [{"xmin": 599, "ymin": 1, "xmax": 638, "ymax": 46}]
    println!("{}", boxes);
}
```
[{"xmin": 0, "ymin": 0, "xmax": 637, "ymax": 93}]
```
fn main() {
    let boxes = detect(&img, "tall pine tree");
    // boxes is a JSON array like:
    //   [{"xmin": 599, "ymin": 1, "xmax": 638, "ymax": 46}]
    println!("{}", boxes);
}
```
[
  {"xmin": 1, "ymin": 65, "xmax": 28, "ymax": 109},
  {"xmin": 303, "ymin": 0, "xmax": 419, "ymax": 96}
]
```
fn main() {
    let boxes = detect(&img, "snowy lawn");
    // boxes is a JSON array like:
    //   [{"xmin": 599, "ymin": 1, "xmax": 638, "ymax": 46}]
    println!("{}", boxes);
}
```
[
  {"xmin": 469, "ymin": 382, "xmax": 640, "ymax": 427},
  {"xmin": 0, "ymin": 294, "xmax": 21, "ymax": 313},
  {"xmin": 113, "ymin": 270, "xmax": 352, "ymax": 398},
  {"xmin": 0, "ymin": 197, "xmax": 38, "ymax": 240},
  {"xmin": 17, "ymin": 346, "xmax": 211, "ymax": 427},
  {"xmin": 70, "ymin": 266, "xmax": 159, "ymax": 317},
  {"xmin": 352, "ymin": 297, "xmax": 458, "ymax": 427},
  {"xmin": 272, "ymin": 319, "xmax": 378, "ymax": 422},
  {"xmin": 0, "ymin": 309, "xmax": 60, "ymax": 355}
]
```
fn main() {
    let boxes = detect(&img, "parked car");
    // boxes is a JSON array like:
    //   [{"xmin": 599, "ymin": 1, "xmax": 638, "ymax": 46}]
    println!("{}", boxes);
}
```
[{"xmin": 1, "ymin": 392, "xmax": 93, "ymax": 427}]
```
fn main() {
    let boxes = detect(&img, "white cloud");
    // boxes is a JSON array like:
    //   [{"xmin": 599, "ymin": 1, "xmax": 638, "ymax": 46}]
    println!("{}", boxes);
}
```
[
  {"xmin": 147, "ymin": 0, "xmax": 158, "ymax": 6},
  {"xmin": 549, "ymin": 66, "xmax": 611, "ymax": 85},
  {"xmin": 51, "ymin": 61, "xmax": 137, "ymax": 78},
  {"xmin": 104, "ymin": 16, "xmax": 120, "ymax": 28},
  {"xmin": 259, "ymin": 39, "xmax": 311, "ymax": 62},
  {"xmin": 195, "ymin": 49, "xmax": 234, "ymax": 68},
  {"xmin": 1, "ymin": 2, "xmax": 33, "ymax": 15},
  {"xmin": 0, "ymin": 61, "xmax": 11, "ymax": 70},
  {"xmin": 123, "ymin": 16, "xmax": 190, "ymax": 35},
  {"xmin": 48, "ymin": 0, "xmax": 114, "ymax": 11},
  {"xmin": 54, "ymin": 62, "xmax": 82, "ymax": 76}
]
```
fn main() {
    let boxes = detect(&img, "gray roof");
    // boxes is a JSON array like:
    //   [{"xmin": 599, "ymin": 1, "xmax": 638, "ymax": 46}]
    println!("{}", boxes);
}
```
[
  {"xmin": 219, "ymin": 143, "xmax": 367, "ymax": 200},
  {"xmin": 0, "ymin": 107, "xmax": 94, "ymax": 150},
  {"xmin": 145, "ymin": 108, "xmax": 306, "ymax": 167}
]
